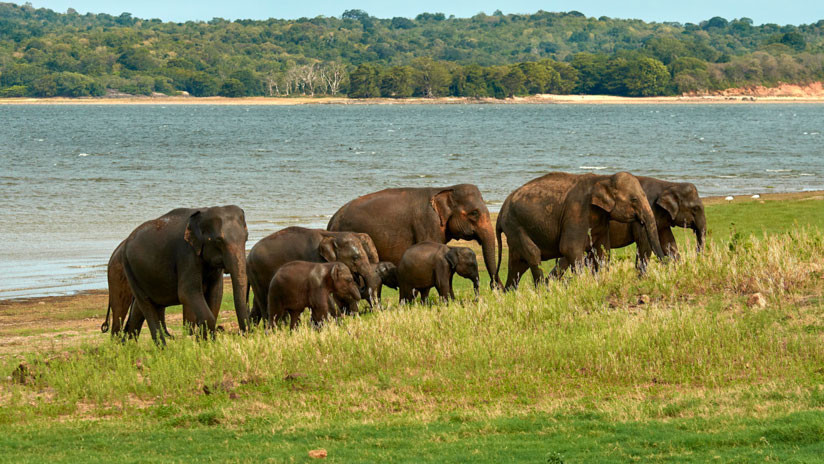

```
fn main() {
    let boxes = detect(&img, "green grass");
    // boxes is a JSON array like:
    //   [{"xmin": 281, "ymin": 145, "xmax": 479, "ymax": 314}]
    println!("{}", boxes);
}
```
[{"xmin": 0, "ymin": 194, "xmax": 822, "ymax": 462}]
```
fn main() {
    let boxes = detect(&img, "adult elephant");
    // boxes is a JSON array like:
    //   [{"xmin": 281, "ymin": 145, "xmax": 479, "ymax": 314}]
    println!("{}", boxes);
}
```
[
  {"xmin": 608, "ymin": 177, "xmax": 706, "ymax": 272},
  {"xmin": 496, "ymin": 172, "xmax": 667, "ymax": 290},
  {"xmin": 327, "ymin": 184, "xmax": 501, "ymax": 289},
  {"xmin": 111, "ymin": 206, "xmax": 250, "ymax": 345},
  {"xmin": 246, "ymin": 227, "xmax": 380, "ymax": 325}
]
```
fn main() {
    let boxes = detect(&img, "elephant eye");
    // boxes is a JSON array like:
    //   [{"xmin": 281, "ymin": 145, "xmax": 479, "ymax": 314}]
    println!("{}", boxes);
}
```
[{"xmin": 469, "ymin": 210, "xmax": 480, "ymax": 218}]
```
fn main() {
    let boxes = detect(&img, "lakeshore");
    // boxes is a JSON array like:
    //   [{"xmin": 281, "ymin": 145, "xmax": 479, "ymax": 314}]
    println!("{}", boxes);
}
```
[{"xmin": 2, "ymin": 94, "xmax": 824, "ymax": 105}]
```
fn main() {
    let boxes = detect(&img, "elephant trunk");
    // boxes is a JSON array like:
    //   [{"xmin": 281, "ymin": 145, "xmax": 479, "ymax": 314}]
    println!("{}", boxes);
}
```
[
  {"xmin": 640, "ymin": 206, "xmax": 667, "ymax": 261},
  {"xmin": 355, "ymin": 260, "xmax": 381, "ymax": 308},
  {"xmin": 225, "ymin": 247, "xmax": 250, "ymax": 333},
  {"xmin": 477, "ymin": 224, "xmax": 500, "ymax": 289},
  {"xmin": 693, "ymin": 210, "xmax": 707, "ymax": 253}
]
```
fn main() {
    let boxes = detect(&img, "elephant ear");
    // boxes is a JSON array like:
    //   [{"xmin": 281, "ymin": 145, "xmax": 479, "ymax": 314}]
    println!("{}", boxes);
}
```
[
  {"xmin": 656, "ymin": 188, "xmax": 679, "ymax": 221},
  {"xmin": 331, "ymin": 263, "xmax": 343, "ymax": 282},
  {"xmin": 430, "ymin": 189, "xmax": 454, "ymax": 228},
  {"xmin": 319, "ymin": 236, "xmax": 337, "ymax": 262},
  {"xmin": 591, "ymin": 181, "xmax": 615, "ymax": 213},
  {"xmin": 183, "ymin": 211, "xmax": 203, "ymax": 256},
  {"xmin": 445, "ymin": 248, "xmax": 459, "ymax": 270},
  {"xmin": 356, "ymin": 233, "xmax": 380, "ymax": 263}
]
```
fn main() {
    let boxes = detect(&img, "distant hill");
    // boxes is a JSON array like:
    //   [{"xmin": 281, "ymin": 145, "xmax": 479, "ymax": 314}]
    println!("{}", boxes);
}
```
[{"xmin": 1, "ymin": 3, "xmax": 823, "ymax": 98}]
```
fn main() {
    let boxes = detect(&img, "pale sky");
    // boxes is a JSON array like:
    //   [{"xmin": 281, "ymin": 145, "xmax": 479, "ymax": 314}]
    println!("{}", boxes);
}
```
[{"xmin": 21, "ymin": 0, "xmax": 824, "ymax": 25}]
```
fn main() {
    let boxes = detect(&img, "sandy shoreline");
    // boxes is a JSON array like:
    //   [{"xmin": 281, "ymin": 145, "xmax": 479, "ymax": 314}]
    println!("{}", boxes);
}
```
[{"xmin": 2, "ymin": 94, "xmax": 824, "ymax": 105}]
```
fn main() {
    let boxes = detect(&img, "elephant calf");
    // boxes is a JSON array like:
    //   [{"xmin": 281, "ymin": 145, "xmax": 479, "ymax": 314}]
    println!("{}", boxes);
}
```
[
  {"xmin": 365, "ymin": 261, "xmax": 398, "ymax": 301},
  {"xmin": 397, "ymin": 242, "xmax": 480, "ymax": 303},
  {"xmin": 267, "ymin": 261, "xmax": 361, "ymax": 330}
]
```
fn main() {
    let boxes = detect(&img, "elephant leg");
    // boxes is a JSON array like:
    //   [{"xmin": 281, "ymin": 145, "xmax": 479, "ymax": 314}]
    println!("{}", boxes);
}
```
[
  {"xmin": 134, "ymin": 299, "xmax": 166, "ymax": 346},
  {"xmin": 586, "ymin": 237, "xmax": 610, "ymax": 274},
  {"xmin": 419, "ymin": 287, "xmax": 432, "ymax": 304},
  {"xmin": 289, "ymin": 309, "xmax": 303, "ymax": 330},
  {"xmin": 109, "ymin": 289, "xmax": 132, "ymax": 337},
  {"xmin": 399, "ymin": 283, "xmax": 415, "ymax": 304},
  {"xmin": 504, "ymin": 243, "xmax": 530, "ymax": 291},
  {"xmin": 123, "ymin": 300, "xmax": 144, "ymax": 340},
  {"xmin": 179, "ymin": 289, "xmax": 217, "ymax": 339},
  {"xmin": 157, "ymin": 307, "xmax": 174, "ymax": 339},
  {"xmin": 512, "ymin": 231, "xmax": 544, "ymax": 287},
  {"xmin": 559, "ymin": 233, "xmax": 587, "ymax": 276},
  {"xmin": 660, "ymin": 227, "xmax": 680, "ymax": 261}
]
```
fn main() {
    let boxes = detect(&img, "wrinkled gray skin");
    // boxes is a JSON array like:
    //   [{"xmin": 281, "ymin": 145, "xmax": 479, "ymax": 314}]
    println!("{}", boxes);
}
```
[
  {"xmin": 105, "ymin": 206, "xmax": 250, "ymax": 345},
  {"xmin": 247, "ymin": 227, "xmax": 379, "ymax": 326},
  {"xmin": 496, "ymin": 172, "xmax": 667, "ymax": 290},
  {"xmin": 328, "ymin": 184, "xmax": 501, "ymax": 289},
  {"xmin": 588, "ymin": 176, "xmax": 706, "ymax": 273},
  {"xmin": 397, "ymin": 242, "xmax": 480, "ymax": 303},
  {"xmin": 267, "ymin": 261, "xmax": 361, "ymax": 330}
]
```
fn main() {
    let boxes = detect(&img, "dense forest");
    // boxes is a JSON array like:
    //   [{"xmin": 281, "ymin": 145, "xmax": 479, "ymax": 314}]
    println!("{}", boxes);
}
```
[{"xmin": 1, "ymin": 2, "xmax": 823, "ymax": 98}]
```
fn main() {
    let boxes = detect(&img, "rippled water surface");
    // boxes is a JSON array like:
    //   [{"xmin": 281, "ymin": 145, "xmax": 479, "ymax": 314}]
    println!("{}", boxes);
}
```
[{"xmin": 1, "ymin": 103, "xmax": 822, "ymax": 298}]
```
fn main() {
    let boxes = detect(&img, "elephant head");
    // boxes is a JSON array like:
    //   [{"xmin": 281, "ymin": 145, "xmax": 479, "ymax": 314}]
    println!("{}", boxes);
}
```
[
  {"xmin": 445, "ymin": 247, "xmax": 481, "ymax": 296},
  {"xmin": 591, "ymin": 172, "xmax": 667, "ymax": 261},
  {"xmin": 329, "ymin": 263, "xmax": 362, "ymax": 306},
  {"xmin": 319, "ymin": 233, "xmax": 378, "ymax": 306},
  {"xmin": 184, "ymin": 205, "xmax": 250, "ymax": 332},
  {"xmin": 430, "ymin": 184, "xmax": 500, "ymax": 288},
  {"xmin": 376, "ymin": 261, "xmax": 398, "ymax": 289},
  {"xmin": 656, "ymin": 183, "xmax": 706, "ymax": 253}
]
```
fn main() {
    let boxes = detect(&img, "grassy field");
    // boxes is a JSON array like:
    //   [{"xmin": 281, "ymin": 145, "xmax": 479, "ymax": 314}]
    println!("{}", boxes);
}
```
[{"xmin": 0, "ymin": 192, "xmax": 822, "ymax": 462}]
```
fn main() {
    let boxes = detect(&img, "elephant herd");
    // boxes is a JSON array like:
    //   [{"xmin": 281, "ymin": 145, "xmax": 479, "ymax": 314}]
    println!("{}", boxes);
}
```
[{"xmin": 101, "ymin": 172, "xmax": 706, "ymax": 345}]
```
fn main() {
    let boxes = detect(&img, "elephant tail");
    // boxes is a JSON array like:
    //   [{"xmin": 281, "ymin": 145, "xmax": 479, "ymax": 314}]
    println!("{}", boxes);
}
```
[
  {"xmin": 495, "ymin": 218, "xmax": 503, "ymax": 280},
  {"xmin": 101, "ymin": 301, "xmax": 111, "ymax": 333}
]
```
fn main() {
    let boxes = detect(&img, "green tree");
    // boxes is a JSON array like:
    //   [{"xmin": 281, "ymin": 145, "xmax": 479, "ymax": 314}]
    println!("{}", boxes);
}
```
[
  {"xmin": 379, "ymin": 66, "xmax": 414, "ymax": 97},
  {"xmin": 348, "ymin": 63, "xmax": 381, "ymax": 98},
  {"xmin": 620, "ymin": 57, "xmax": 671, "ymax": 96},
  {"xmin": 219, "ymin": 78, "xmax": 245, "ymax": 97},
  {"xmin": 571, "ymin": 53, "xmax": 609, "ymax": 94},
  {"xmin": 450, "ymin": 64, "xmax": 488, "ymax": 97},
  {"xmin": 117, "ymin": 47, "xmax": 156, "ymax": 71},
  {"xmin": 412, "ymin": 58, "xmax": 450, "ymax": 97}
]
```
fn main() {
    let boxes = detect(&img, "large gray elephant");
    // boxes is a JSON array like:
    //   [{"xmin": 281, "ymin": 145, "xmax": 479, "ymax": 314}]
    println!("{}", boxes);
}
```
[
  {"xmin": 608, "ymin": 176, "xmax": 706, "ymax": 272},
  {"xmin": 246, "ymin": 227, "xmax": 380, "ymax": 325},
  {"xmin": 496, "ymin": 172, "xmax": 667, "ymax": 290},
  {"xmin": 327, "ymin": 184, "xmax": 501, "ymax": 288},
  {"xmin": 105, "ymin": 206, "xmax": 250, "ymax": 345}
]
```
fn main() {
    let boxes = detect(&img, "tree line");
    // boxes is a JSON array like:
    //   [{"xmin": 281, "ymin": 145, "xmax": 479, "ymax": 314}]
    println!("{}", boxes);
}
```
[{"xmin": 1, "ymin": 3, "xmax": 823, "ymax": 98}]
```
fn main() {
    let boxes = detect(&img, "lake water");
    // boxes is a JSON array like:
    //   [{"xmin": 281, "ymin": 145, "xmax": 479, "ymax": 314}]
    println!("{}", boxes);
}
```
[{"xmin": 1, "ymin": 103, "xmax": 822, "ymax": 299}]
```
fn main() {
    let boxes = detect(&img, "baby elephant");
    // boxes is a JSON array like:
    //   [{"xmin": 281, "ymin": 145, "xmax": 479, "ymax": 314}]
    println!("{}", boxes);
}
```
[
  {"xmin": 356, "ymin": 261, "xmax": 398, "ymax": 303},
  {"xmin": 397, "ymin": 242, "xmax": 480, "ymax": 303},
  {"xmin": 267, "ymin": 261, "xmax": 361, "ymax": 330}
]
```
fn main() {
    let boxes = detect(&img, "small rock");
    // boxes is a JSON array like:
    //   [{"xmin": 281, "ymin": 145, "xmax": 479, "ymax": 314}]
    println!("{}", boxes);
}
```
[
  {"xmin": 229, "ymin": 392, "xmax": 238, "ymax": 400},
  {"xmin": 308, "ymin": 449, "xmax": 327, "ymax": 459},
  {"xmin": 638, "ymin": 294, "xmax": 651, "ymax": 305},
  {"xmin": 747, "ymin": 293, "xmax": 767, "ymax": 308}
]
